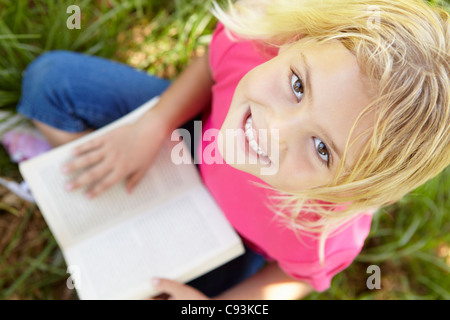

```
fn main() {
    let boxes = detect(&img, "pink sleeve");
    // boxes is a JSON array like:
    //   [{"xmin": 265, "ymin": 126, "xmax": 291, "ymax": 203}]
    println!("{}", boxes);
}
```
[
  {"xmin": 278, "ymin": 213, "xmax": 373, "ymax": 292},
  {"xmin": 278, "ymin": 247, "xmax": 364, "ymax": 292},
  {"xmin": 208, "ymin": 22, "xmax": 227, "ymax": 79}
]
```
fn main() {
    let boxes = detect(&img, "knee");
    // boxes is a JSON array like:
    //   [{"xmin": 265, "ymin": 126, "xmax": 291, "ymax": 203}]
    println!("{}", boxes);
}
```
[
  {"xmin": 18, "ymin": 50, "xmax": 80, "ymax": 119},
  {"xmin": 21, "ymin": 50, "xmax": 76, "ymax": 93}
]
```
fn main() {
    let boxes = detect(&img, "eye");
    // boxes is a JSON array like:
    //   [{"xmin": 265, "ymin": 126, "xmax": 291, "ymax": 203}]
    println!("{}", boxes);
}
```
[
  {"xmin": 290, "ymin": 70, "xmax": 304, "ymax": 102},
  {"xmin": 313, "ymin": 137, "xmax": 330, "ymax": 166}
]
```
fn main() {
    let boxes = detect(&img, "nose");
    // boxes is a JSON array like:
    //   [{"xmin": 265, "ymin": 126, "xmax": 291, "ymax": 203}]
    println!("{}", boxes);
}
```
[{"xmin": 264, "ymin": 109, "xmax": 296, "ymax": 151}]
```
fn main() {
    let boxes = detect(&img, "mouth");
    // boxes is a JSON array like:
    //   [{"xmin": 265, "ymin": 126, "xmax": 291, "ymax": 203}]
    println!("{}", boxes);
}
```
[{"xmin": 242, "ymin": 110, "xmax": 271, "ymax": 164}]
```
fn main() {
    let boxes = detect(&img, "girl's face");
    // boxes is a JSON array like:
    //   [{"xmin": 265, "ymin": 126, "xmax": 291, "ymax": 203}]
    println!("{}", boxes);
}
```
[{"xmin": 219, "ymin": 40, "xmax": 375, "ymax": 192}]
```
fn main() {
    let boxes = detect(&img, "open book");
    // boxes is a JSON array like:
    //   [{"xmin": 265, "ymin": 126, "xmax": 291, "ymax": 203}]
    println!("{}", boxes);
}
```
[{"xmin": 19, "ymin": 97, "xmax": 244, "ymax": 300}]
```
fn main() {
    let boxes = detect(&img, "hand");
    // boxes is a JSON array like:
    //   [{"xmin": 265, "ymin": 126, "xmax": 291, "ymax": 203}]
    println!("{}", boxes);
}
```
[
  {"xmin": 150, "ymin": 278, "xmax": 210, "ymax": 300},
  {"xmin": 62, "ymin": 119, "xmax": 168, "ymax": 198}
]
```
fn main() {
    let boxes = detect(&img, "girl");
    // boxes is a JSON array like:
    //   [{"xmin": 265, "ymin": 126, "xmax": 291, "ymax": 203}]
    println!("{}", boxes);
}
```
[{"xmin": 17, "ymin": 0, "xmax": 449, "ymax": 299}]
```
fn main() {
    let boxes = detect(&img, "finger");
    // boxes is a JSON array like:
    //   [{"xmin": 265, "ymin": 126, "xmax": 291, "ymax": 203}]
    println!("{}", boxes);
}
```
[
  {"xmin": 71, "ymin": 136, "xmax": 104, "ymax": 156},
  {"xmin": 151, "ymin": 278, "xmax": 208, "ymax": 300},
  {"xmin": 62, "ymin": 148, "xmax": 104, "ymax": 175},
  {"xmin": 125, "ymin": 168, "xmax": 148, "ymax": 193},
  {"xmin": 84, "ymin": 169, "xmax": 121, "ymax": 199},
  {"xmin": 66, "ymin": 159, "xmax": 112, "ymax": 192},
  {"xmin": 151, "ymin": 278, "xmax": 182, "ymax": 300},
  {"xmin": 150, "ymin": 293, "xmax": 171, "ymax": 300}
]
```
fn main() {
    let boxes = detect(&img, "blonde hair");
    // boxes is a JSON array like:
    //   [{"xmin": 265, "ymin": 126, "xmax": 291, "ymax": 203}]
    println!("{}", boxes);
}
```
[{"xmin": 211, "ymin": 0, "xmax": 450, "ymax": 261}]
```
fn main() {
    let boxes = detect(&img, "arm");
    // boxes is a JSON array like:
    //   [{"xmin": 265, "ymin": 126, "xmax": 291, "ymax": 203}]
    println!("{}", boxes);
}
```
[
  {"xmin": 215, "ymin": 262, "xmax": 313, "ymax": 300},
  {"xmin": 137, "ymin": 51, "xmax": 214, "ymax": 138},
  {"xmin": 63, "ymin": 52, "xmax": 214, "ymax": 196},
  {"xmin": 152, "ymin": 262, "xmax": 314, "ymax": 300}
]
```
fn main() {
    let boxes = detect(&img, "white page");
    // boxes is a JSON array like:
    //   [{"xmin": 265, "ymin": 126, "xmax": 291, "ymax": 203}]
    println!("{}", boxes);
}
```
[
  {"xmin": 19, "ymin": 96, "xmax": 245, "ymax": 300},
  {"xmin": 19, "ymin": 97, "xmax": 202, "ymax": 248},
  {"xmin": 21, "ymin": 139, "xmax": 201, "ymax": 249},
  {"xmin": 65, "ymin": 186, "xmax": 244, "ymax": 300}
]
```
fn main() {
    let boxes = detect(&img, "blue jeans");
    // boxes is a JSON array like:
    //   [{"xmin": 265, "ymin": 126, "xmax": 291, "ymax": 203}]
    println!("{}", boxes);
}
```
[{"xmin": 17, "ymin": 50, "xmax": 266, "ymax": 298}]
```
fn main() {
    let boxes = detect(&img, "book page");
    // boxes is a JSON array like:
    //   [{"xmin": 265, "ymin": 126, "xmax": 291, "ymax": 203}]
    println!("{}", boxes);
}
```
[
  {"xmin": 21, "ymin": 139, "xmax": 201, "ymax": 249},
  {"xmin": 64, "ymin": 186, "xmax": 244, "ymax": 300},
  {"xmin": 20, "ymin": 96, "xmax": 245, "ymax": 300},
  {"xmin": 19, "ymin": 97, "xmax": 200, "ymax": 248}
]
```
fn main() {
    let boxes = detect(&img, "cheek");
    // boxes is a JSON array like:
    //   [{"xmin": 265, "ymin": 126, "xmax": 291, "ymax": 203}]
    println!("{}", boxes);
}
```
[
  {"xmin": 272, "ymin": 150, "xmax": 332, "ymax": 192},
  {"xmin": 238, "ymin": 61, "xmax": 280, "ymax": 101},
  {"xmin": 263, "ymin": 155, "xmax": 308, "ymax": 191}
]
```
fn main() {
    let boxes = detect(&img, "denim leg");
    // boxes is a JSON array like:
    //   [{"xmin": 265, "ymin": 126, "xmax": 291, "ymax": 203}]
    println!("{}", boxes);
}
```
[{"xmin": 17, "ymin": 50, "xmax": 171, "ymax": 132}]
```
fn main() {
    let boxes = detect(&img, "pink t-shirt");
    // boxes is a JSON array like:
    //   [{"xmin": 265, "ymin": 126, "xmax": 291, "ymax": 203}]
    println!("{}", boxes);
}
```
[{"xmin": 197, "ymin": 23, "xmax": 373, "ymax": 292}]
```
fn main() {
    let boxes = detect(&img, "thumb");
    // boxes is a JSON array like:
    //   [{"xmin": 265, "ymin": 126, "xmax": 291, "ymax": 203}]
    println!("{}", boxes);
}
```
[{"xmin": 125, "ymin": 168, "xmax": 147, "ymax": 193}]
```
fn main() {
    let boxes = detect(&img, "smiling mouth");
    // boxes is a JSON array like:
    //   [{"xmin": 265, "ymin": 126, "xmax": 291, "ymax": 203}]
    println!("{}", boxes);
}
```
[{"xmin": 243, "ymin": 113, "xmax": 271, "ymax": 163}]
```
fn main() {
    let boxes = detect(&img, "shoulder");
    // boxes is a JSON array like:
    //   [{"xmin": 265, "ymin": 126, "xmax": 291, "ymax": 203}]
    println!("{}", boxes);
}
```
[
  {"xmin": 209, "ymin": 22, "xmax": 275, "ymax": 82},
  {"xmin": 277, "ymin": 211, "xmax": 374, "ymax": 292}
]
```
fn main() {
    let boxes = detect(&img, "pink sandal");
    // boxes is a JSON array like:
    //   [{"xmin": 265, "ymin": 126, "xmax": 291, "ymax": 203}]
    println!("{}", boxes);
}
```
[{"xmin": 1, "ymin": 127, "xmax": 51, "ymax": 163}]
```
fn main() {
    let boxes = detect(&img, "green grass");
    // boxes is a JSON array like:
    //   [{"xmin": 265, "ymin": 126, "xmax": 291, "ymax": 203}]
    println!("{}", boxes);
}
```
[
  {"xmin": 307, "ymin": 167, "xmax": 450, "ymax": 300},
  {"xmin": 0, "ymin": 0, "xmax": 449, "ymax": 300},
  {"xmin": 0, "ymin": 0, "xmax": 214, "ymax": 109}
]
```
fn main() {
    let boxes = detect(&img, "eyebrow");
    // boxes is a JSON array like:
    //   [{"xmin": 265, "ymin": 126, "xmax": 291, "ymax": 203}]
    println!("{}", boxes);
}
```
[
  {"xmin": 300, "ymin": 52, "xmax": 343, "ymax": 166},
  {"xmin": 300, "ymin": 52, "xmax": 313, "ymax": 105}
]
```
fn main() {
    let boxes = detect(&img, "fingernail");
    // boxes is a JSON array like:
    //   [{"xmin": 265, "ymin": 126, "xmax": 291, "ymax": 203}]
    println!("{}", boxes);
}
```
[
  {"xmin": 65, "ymin": 183, "xmax": 73, "ymax": 191},
  {"xmin": 61, "ymin": 166, "xmax": 68, "ymax": 174},
  {"xmin": 152, "ymin": 278, "xmax": 160, "ymax": 287}
]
